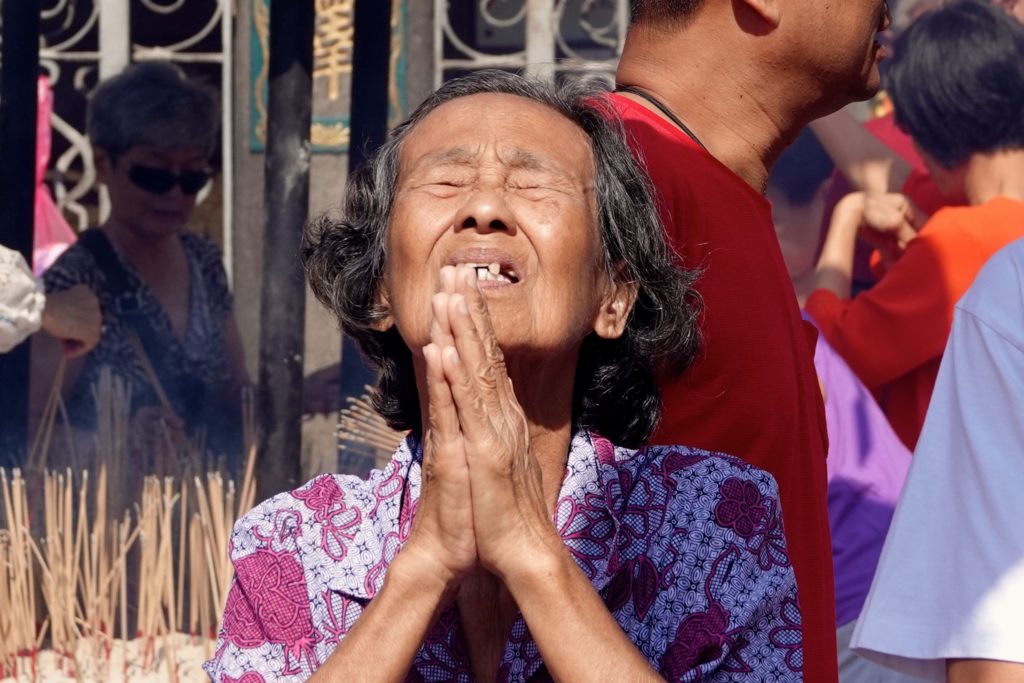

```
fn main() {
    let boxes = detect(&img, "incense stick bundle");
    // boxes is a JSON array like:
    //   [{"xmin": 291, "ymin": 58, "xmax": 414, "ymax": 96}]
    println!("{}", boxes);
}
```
[
  {"xmin": 0, "ymin": 469, "xmax": 37, "ymax": 677},
  {"xmin": 2, "ymin": 379, "xmax": 261, "ymax": 681},
  {"xmin": 337, "ymin": 392, "xmax": 405, "ymax": 458}
]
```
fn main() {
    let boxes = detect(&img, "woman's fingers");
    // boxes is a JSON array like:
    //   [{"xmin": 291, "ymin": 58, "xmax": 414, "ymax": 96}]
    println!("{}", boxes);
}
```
[
  {"xmin": 441, "ymin": 343, "xmax": 494, "ymax": 451},
  {"xmin": 424, "ymin": 342, "xmax": 461, "ymax": 453},
  {"xmin": 431, "ymin": 292, "xmax": 455, "ymax": 348},
  {"xmin": 456, "ymin": 267, "xmax": 509, "ymax": 381},
  {"xmin": 447, "ymin": 268, "xmax": 513, "ymax": 413},
  {"xmin": 415, "ymin": 342, "xmax": 478, "ymax": 581}
]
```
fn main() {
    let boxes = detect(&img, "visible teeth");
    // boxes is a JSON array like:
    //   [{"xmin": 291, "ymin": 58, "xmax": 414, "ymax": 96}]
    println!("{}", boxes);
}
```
[{"xmin": 458, "ymin": 262, "xmax": 514, "ymax": 283}]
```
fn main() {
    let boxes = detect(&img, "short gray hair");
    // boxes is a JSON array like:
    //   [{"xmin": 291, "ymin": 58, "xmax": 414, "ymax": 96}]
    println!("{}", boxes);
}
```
[{"xmin": 87, "ymin": 62, "xmax": 219, "ymax": 158}]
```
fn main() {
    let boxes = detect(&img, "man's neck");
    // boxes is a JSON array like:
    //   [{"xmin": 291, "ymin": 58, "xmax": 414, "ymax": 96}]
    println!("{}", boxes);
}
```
[{"xmin": 616, "ymin": 29, "xmax": 807, "ymax": 193}]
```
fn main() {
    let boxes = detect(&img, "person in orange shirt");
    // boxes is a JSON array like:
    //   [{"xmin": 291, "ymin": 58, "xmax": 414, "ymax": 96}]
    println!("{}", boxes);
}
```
[{"xmin": 806, "ymin": 0, "xmax": 1024, "ymax": 450}]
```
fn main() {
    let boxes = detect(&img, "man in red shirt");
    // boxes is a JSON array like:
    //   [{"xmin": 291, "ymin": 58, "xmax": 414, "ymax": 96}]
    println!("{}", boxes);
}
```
[{"xmin": 612, "ymin": 1, "xmax": 892, "ymax": 680}]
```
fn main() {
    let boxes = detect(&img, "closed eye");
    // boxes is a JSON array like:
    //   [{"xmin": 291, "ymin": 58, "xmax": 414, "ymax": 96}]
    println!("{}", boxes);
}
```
[
  {"xmin": 418, "ymin": 180, "xmax": 469, "ymax": 197},
  {"xmin": 509, "ymin": 184, "xmax": 562, "ymax": 201}
]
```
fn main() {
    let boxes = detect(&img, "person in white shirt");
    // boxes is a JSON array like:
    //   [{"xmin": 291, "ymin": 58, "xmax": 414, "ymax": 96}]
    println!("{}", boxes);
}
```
[
  {"xmin": 852, "ymin": 237, "xmax": 1024, "ymax": 682},
  {"xmin": 0, "ymin": 244, "xmax": 100, "ymax": 355}
]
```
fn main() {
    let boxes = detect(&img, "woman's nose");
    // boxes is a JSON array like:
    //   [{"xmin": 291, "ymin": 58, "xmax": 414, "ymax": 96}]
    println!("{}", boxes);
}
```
[{"xmin": 454, "ymin": 189, "xmax": 515, "ymax": 233}]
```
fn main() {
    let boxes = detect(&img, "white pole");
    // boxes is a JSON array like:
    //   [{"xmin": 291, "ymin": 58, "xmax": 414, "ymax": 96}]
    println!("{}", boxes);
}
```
[
  {"xmin": 525, "ymin": 0, "xmax": 555, "ymax": 81},
  {"xmin": 434, "ymin": 0, "xmax": 445, "ymax": 89},
  {"xmin": 98, "ymin": 0, "xmax": 131, "ymax": 78},
  {"xmin": 616, "ymin": 0, "xmax": 629, "ymax": 57}
]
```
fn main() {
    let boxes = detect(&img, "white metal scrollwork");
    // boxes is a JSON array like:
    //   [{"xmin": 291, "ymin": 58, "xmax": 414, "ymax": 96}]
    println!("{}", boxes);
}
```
[{"xmin": 434, "ymin": 0, "xmax": 629, "ymax": 87}]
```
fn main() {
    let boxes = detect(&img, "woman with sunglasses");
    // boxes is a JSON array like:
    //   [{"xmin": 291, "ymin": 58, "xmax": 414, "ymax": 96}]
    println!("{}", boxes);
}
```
[{"xmin": 33, "ymin": 62, "xmax": 248, "ymax": 473}]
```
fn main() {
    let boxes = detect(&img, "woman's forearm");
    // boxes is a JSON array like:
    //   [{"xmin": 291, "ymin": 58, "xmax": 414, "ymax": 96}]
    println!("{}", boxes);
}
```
[
  {"xmin": 503, "ymin": 550, "xmax": 662, "ymax": 682},
  {"xmin": 813, "ymin": 193, "xmax": 864, "ymax": 299},
  {"xmin": 309, "ymin": 550, "xmax": 456, "ymax": 683}
]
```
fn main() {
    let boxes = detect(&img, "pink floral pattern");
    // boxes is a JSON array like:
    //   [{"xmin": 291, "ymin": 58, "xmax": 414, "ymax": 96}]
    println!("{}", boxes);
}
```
[{"xmin": 205, "ymin": 432, "xmax": 802, "ymax": 682}]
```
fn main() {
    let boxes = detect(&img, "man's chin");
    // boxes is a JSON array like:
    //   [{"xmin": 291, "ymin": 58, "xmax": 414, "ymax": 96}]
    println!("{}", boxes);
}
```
[{"xmin": 850, "ymin": 68, "xmax": 883, "ymax": 104}]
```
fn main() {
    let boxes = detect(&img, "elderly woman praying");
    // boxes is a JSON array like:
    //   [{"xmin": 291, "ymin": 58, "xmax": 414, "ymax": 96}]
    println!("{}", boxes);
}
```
[{"xmin": 205, "ymin": 72, "xmax": 803, "ymax": 682}]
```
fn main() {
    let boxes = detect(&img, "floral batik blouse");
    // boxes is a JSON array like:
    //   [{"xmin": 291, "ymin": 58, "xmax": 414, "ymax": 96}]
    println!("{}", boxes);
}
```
[{"xmin": 205, "ymin": 430, "xmax": 803, "ymax": 682}]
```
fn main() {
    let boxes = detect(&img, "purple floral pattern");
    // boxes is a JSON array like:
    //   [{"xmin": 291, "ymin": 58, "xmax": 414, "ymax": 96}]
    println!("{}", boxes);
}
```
[
  {"xmin": 714, "ymin": 477, "xmax": 767, "ymax": 538},
  {"xmin": 205, "ymin": 432, "xmax": 802, "ymax": 682}
]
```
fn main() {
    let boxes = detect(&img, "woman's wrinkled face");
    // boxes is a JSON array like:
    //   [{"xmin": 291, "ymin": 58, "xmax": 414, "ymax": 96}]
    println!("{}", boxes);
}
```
[
  {"xmin": 382, "ymin": 93, "xmax": 614, "ymax": 359},
  {"xmin": 97, "ymin": 144, "xmax": 209, "ymax": 239}
]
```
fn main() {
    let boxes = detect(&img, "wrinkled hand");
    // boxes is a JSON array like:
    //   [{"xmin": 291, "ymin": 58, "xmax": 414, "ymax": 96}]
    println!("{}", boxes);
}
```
[
  {"xmin": 42, "ymin": 284, "xmax": 101, "ymax": 357},
  {"xmin": 432, "ymin": 266, "xmax": 556, "ymax": 580},
  {"xmin": 857, "ymin": 192, "xmax": 923, "ymax": 266},
  {"xmin": 402, "ymin": 268, "xmax": 478, "ymax": 587}
]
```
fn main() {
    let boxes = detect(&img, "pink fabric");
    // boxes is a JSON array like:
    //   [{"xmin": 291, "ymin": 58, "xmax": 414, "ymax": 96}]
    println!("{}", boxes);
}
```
[{"xmin": 34, "ymin": 75, "xmax": 77, "ymax": 276}]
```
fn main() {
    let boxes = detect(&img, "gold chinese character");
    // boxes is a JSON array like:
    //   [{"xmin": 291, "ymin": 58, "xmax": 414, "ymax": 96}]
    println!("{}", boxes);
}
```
[{"xmin": 313, "ymin": 0, "xmax": 354, "ymax": 102}]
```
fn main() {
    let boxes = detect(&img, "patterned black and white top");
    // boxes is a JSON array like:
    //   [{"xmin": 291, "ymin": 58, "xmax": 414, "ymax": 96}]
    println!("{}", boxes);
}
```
[{"xmin": 43, "ymin": 230, "xmax": 240, "ymax": 462}]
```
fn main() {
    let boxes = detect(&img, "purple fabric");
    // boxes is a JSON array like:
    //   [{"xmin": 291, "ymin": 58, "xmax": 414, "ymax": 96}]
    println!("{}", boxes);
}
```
[
  {"xmin": 809, "ymin": 319, "xmax": 911, "ymax": 627},
  {"xmin": 205, "ymin": 431, "xmax": 803, "ymax": 682}
]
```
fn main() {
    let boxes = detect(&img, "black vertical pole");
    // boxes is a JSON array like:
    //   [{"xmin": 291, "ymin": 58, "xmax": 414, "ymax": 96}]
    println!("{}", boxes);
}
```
[
  {"xmin": 337, "ymin": 0, "xmax": 394, "ymax": 416},
  {"xmin": 0, "ymin": 0, "xmax": 41, "ymax": 467},
  {"xmin": 348, "ymin": 0, "xmax": 394, "ymax": 173},
  {"xmin": 256, "ymin": 0, "xmax": 315, "ymax": 499}
]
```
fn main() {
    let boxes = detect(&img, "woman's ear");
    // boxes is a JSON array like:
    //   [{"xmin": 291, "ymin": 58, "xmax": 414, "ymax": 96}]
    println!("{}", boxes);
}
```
[
  {"xmin": 371, "ymin": 284, "xmax": 395, "ymax": 332},
  {"xmin": 593, "ymin": 272, "xmax": 638, "ymax": 340}
]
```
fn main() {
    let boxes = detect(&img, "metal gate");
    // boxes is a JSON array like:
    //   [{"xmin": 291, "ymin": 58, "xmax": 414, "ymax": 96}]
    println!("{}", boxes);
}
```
[{"xmin": 434, "ymin": 0, "xmax": 629, "ymax": 86}]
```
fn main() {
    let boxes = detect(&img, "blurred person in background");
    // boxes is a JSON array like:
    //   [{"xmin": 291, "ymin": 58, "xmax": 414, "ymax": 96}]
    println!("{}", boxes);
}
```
[
  {"xmin": 852, "ymin": 235, "xmax": 1024, "ymax": 682},
  {"xmin": 804, "ymin": 0, "xmax": 1024, "ymax": 449},
  {"xmin": 769, "ymin": 130, "xmax": 916, "ymax": 683},
  {"xmin": 32, "ymin": 62, "xmax": 248, "ymax": 472},
  {"xmin": 809, "ymin": 0, "xmax": 1024, "ymax": 296}
]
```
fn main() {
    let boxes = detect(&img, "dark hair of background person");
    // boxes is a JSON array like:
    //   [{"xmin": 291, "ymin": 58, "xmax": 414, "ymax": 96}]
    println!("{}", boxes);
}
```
[
  {"xmin": 887, "ymin": 0, "xmax": 1024, "ymax": 169},
  {"xmin": 629, "ymin": 0, "xmax": 705, "ymax": 24},
  {"xmin": 768, "ymin": 128, "xmax": 836, "ymax": 206},
  {"xmin": 87, "ymin": 61, "xmax": 220, "ymax": 161},
  {"xmin": 303, "ymin": 70, "xmax": 701, "ymax": 447}
]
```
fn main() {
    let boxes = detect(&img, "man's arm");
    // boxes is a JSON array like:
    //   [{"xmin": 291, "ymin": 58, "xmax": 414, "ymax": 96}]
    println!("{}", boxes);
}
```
[
  {"xmin": 809, "ymin": 109, "xmax": 912, "ymax": 193},
  {"xmin": 949, "ymin": 659, "xmax": 1024, "ymax": 683}
]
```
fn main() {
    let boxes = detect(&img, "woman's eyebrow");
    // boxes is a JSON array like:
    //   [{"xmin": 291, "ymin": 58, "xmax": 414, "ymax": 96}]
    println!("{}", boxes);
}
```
[
  {"xmin": 500, "ymin": 147, "xmax": 561, "ymax": 173},
  {"xmin": 417, "ymin": 146, "xmax": 478, "ymax": 168},
  {"xmin": 410, "ymin": 144, "xmax": 576, "ymax": 181}
]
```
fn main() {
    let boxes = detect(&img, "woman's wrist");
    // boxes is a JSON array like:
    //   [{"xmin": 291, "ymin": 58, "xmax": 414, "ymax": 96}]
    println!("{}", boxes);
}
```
[
  {"xmin": 494, "ymin": 532, "xmax": 572, "ymax": 599},
  {"xmin": 388, "ymin": 540, "xmax": 465, "ymax": 603}
]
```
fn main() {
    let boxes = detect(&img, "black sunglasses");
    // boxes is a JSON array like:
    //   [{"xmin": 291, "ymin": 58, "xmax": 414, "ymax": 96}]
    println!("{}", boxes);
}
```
[{"xmin": 128, "ymin": 164, "xmax": 212, "ymax": 196}]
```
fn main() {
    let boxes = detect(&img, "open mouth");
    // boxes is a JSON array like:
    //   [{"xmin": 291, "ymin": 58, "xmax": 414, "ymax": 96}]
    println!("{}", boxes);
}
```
[
  {"xmin": 445, "ymin": 248, "xmax": 523, "ymax": 286},
  {"xmin": 459, "ymin": 262, "xmax": 519, "ymax": 284}
]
